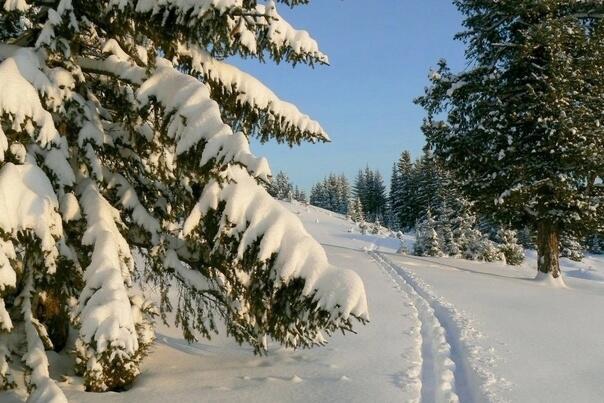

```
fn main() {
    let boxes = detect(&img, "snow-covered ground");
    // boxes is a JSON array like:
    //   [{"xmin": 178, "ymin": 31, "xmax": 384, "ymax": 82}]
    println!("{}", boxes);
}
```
[{"xmin": 3, "ymin": 201, "xmax": 603, "ymax": 402}]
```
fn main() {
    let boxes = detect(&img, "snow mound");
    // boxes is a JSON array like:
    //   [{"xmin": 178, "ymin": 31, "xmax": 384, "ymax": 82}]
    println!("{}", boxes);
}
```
[{"xmin": 534, "ymin": 271, "xmax": 567, "ymax": 288}]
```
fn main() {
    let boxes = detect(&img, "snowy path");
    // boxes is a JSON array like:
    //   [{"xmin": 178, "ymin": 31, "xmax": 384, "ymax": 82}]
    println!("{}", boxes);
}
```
[{"xmin": 369, "ymin": 251, "xmax": 501, "ymax": 403}]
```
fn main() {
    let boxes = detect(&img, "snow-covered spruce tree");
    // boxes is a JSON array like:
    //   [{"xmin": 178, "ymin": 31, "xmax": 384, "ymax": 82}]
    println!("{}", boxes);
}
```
[
  {"xmin": 309, "ymin": 182, "xmax": 326, "ymax": 208},
  {"xmin": 416, "ymin": 1, "xmax": 604, "ymax": 279},
  {"xmin": 348, "ymin": 197, "xmax": 364, "ymax": 224},
  {"xmin": 437, "ymin": 201, "xmax": 460, "ymax": 257},
  {"xmin": 414, "ymin": 210, "xmax": 442, "ymax": 257},
  {"xmin": 292, "ymin": 186, "xmax": 307, "ymax": 203},
  {"xmin": 586, "ymin": 234, "xmax": 604, "ymax": 254},
  {"xmin": 395, "ymin": 151, "xmax": 418, "ymax": 231},
  {"xmin": 495, "ymin": 228, "xmax": 525, "ymax": 266},
  {"xmin": 389, "ymin": 162, "xmax": 401, "ymax": 230},
  {"xmin": 559, "ymin": 233, "xmax": 585, "ymax": 262},
  {"xmin": 310, "ymin": 174, "xmax": 350, "ymax": 215},
  {"xmin": 353, "ymin": 167, "xmax": 387, "ymax": 223},
  {"xmin": 267, "ymin": 170, "xmax": 293, "ymax": 200},
  {"xmin": 0, "ymin": 0, "xmax": 369, "ymax": 398},
  {"xmin": 370, "ymin": 219, "xmax": 381, "ymax": 235},
  {"xmin": 517, "ymin": 226, "xmax": 536, "ymax": 250}
]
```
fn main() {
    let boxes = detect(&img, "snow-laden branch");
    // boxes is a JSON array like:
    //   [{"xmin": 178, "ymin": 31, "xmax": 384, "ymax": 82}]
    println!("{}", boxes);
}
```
[
  {"xmin": 0, "ymin": 51, "xmax": 61, "ymax": 148},
  {"xmin": 178, "ymin": 43, "xmax": 329, "ymax": 143},
  {"xmin": 103, "ymin": 0, "xmax": 327, "ymax": 63},
  {"xmin": 0, "ymin": 162, "xmax": 63, "ymax": 272},
  {"xmin": 184, "ymin": 165, "xmax": 369, "ymax": 321},
  {"xmin": 137, "ymin": 57, "xmax": 271, "ymax": 180},
  {"xmin": 76, "ymin": 180, "xmax": 138, "ymax": 355},
  {"xmin": 75, "ymin": 54, "xmax": 146, "ymax": 85},
  {"xmin": 0, "ymin": 48, "xmax": 75, "ymax": 186},
  {"xmin": 257, "ymin": 1, "xmax": 328, "ymax": 64},
  {"xmin": 107, "ymin": 172, "xmax": 162, "ymax": 244}
]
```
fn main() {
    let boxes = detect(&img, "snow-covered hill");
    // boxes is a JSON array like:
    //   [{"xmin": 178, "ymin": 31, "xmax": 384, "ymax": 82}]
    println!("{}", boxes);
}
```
[{"xmin": 3, "ymin": 201, "xmax": 603, "ymax": 402}]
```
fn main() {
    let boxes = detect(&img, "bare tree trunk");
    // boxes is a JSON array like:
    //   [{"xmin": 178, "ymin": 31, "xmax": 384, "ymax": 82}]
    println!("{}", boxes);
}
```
[{"xmin": 536, "ymin": 221, "xmax": 561, "ymax": 278}]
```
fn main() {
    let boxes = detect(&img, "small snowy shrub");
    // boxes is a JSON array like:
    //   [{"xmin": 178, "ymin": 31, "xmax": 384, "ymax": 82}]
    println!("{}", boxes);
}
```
[
  {"xmin": 359, "ymin": 221, "xmax": 369, "ymax": 235},
  {"xmin": 586, "ymin": 234, "xmax": 604, "ymax": 254},
  {"xmin": 414, "ymin": 212, "xmax": 442, "ymax": 257},
  {"xmin": 397, "ymin": 242, "xmax": 409, "ymax": 255},
  {"xmin": 370, "ymin": 220, "xmax": 381, "ymax": 235},
  {"xmin": 463, "ymin": 229, "xmax": 504, "ymax": 262},
  {"xmin": 560, "ymin": 234, "xmax": 585, "ymax": 262},
  {"xmin": 495, "ymin": 229, "xmax": 525, "ymax": 265}
]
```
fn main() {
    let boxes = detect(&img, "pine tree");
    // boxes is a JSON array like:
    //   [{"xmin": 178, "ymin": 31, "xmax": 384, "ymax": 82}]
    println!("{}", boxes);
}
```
[
  {"xmin": 517, "ymin": 227, "xmax": 536, "ymax": 250},
  {"xmin": 370, "ymin": 219, "xmax": 381, "ymax": 235},
  {"xmin": 349, "ymin": 197, "xmax": 365, "ymax": 223},
  {"xmin": 586, "ymin": 234, "xmax": 604, "ymax": 254},
  {"xmin": 310, "ymin": 173, "xmax": 350, "ymax": 214},
  {"xmin": 395, "ymin": 151, "xmax": 417, "ymax": 230},
  {"xmin": 354, "ymin": 167, "xmax": 386, "ymax": 223},
  {"xmin": 415, "ymin": 150, "xmax": 442, "ymax": 216},
  {"xmin": 389, "ymin": 162, "xmax": 401, "ymax": 230},
  {"xmin": 336, "ymin": 174, "xmax": 351, "ymax": 215},
  {"xmin": 293, "ymin": 186, "xmax": 307, "ymax": 203},
  {"xmin": 437, "ymin": 201, "xmax": 461, "ymax": 257},
  {"xmin": 416, "ymin": 1, "xmax": 604, "ymax": 279},
  {"xmin": 450, "ymin": 201, "xmax": 478, "ymax": 255},
  {"xmin": 414, "ymin": 210, "xmax": 442, "ymax": 257},
  {"xmin": 269, "ymin": 171, "xmax": 293, "ymax": 200},
  {"xmin": 496, "ymin": 228, "xmax": 525, "ymax": 266},
  {"xmin": 353, "ymin": 168, "xmax": 369, "ymax": 216},
  {"xmin": 310, "ymin": 182, "xmax": 326, "ymax": 209},
  {"xmin": 0, "ymin": 1, "xmax": 369, "ymax": 398},
  {"xmin": 560, "ymin": 233, "xmax": 585, "ymax": 262}
]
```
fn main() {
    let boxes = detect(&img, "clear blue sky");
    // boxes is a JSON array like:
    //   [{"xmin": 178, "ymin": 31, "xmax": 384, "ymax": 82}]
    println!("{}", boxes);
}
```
[{"xmin": 236, "ymin": 1, "xmax": 466, "ymax": 191}]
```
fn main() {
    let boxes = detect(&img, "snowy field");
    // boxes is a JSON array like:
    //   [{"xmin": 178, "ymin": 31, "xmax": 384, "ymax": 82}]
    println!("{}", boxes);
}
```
[{"xmin": 2, "ymin": 201, "xmax": 603, "ymax": 403}]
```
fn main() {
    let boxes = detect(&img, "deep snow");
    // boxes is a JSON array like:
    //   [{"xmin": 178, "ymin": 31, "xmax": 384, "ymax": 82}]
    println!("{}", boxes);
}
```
[{"xmin": 2, "ymin": 201, "xmax": 603, "ymax": 402}]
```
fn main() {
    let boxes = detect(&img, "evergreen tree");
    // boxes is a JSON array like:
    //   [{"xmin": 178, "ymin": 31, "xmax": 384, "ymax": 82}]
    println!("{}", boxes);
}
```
[
  {"xmin": 310, "ymin": 173, "xmax": 350, "ymax": 214},
  {"xmin": 349, "ymin": 197, "xmax": 365, "ymax": 223},
  {"xmin": 269, "ymin": 171, "xmax": 293, "ymax": 200},
  {"xmin": 370, "ymin": 219, "xmax": 381, "ymax": 235},
  {"xmin": 354, "ymin": 167, "xmax": 386, "ymax": 223},
  {"xmin": 389, "ymin": 162, "xmax": 401, "ymax": 230},
  {"xmin": 0, "ymin": 1, "xmax": 368, "ymax": 398},
  {"xmin": 293, "ymin": 186, "xmax": 307, "ymax": 203},
  {"xmin": 450, "ymin": 201, "xmax": 479, "ymax": 256},
  {"xmin": 353, "ymin": 168, "xmax": 369, "ymax": 215},
  {"xmin": 517, "ymin": 227, "xmax": 536, "ymax": 250},
  {"xmin": 437, "ymin": 201, "xmax": 461, "ymax": 257},
  {"xmin": 415, "ymin": 150, "xmax": 443, "ymax": 215},
  {"xmin": 310, "ymin": 182, "xmax": 327, "ymax": 209},
  {"xmin": 496, "ymin": 228, "xmax": 525, "ymax": 266},
  {"xmin": 336, "ymin": 174, "xmax": 351, "ymax": 215},
  {"xmin": 395, "ymin": 151, "xmax": 417, "ymax": 230},
  {"xmin": 414, "ymin": 210, "xmax": 442, "ymax": 257},
  {"xmin": 416, "ymin": 1, "xmax": 604, "ymax": 278},
  {"xmin": 586, "ymin": 234, "xmax": 604, "ymax": 254},
  {"xmin": 560, "ymin": 233, "xmax": 585, "ymax": 262}
]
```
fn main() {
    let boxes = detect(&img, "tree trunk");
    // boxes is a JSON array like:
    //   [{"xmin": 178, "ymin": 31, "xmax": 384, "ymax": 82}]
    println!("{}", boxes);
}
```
[
  {"xmin": 536, "ymin": 221, "xmax": 561, "ymax": 278},
  {"xmin": 36, "ymin": 292, "xmax": 69, "ymax": 351}
]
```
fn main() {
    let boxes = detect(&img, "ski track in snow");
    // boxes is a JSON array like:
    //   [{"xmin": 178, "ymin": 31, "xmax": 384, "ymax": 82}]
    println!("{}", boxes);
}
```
[{"xmin": 368, "ymin": 251, "xmax": 508, "ymax": 403}]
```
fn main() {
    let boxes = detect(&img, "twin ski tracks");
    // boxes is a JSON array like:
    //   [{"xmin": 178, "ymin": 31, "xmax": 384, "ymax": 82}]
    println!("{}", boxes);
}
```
[{"xmin": 368, "ymin": 251, "xmax": 487, "ymax": 403}]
